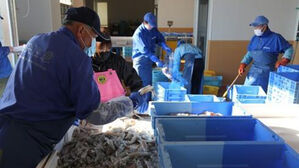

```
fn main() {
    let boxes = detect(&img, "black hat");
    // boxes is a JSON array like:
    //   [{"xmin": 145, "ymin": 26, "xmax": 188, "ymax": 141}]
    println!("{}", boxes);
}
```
[
  {"xmin": 96, "ymin": 33, "xmax": 111, "ymax": 42},
  {"xmin": 64, "ymin": 7, "xmax": 109, "ymax": 42}
]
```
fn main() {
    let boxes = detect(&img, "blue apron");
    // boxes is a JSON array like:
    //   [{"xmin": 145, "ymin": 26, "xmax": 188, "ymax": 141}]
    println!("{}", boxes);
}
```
[
  {"xmin": 133, "ymin": 56, "xmax": 152, "ymax": 113},
  {"xmin": 244, "ymin": 50, "xmax": 277, "ymax": 92},
  {"xmin": 0, "ymin": 115, "xmax": 75, "ymax": 168}
]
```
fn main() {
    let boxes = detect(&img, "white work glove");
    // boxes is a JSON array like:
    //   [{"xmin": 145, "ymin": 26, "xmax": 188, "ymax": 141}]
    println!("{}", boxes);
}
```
[
  {"xmin": 12, "ymin": 44, "xmax": 26, "ymax": 53},
  {"xmin": 161, "ymin": 66, "xmax": 172, "ymax": 80}
]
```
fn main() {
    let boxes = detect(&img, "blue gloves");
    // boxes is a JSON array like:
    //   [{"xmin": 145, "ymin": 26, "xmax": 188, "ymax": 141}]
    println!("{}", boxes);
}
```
[
  {"xmin": 149, "ymin": 54, "xmax": 159, "ymax": 62},
  {"xmin": 129, "ymin": 92, "xmax": 145, "ymax": 109},
  {"xmin": 149, "ymin": 54, "xmax": 164, "ymax": 68},
  {"xmin": 161, "ymin": 42, "xmax": 172, "ymax": 54},
  {"xmin": 165, "ymin": 47, "xmax": 172, "ymax": 54},
  {"xmin": 137, "ymin": 101, "xmax": 149, "ymax": 114}
]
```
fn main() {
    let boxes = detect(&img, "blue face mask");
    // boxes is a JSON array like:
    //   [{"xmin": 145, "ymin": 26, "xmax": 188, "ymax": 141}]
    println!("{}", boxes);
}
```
[{"xmin": 84, "ymin": 38, "xmax": 96, "ymax": 57}]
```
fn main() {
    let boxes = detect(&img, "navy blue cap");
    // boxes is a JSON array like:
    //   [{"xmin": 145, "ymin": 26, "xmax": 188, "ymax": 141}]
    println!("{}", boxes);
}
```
[
  {"xmin": 96, "ymin": 33, "xmax": 111, "ymax": 42},
  {"xmin": 64, "ymin": 7, "xmax": 109, "ymax": 42},
  {"xmin": 144, "ymin": 12, "xmax": 157, "ymax": 28},
  {"xmin": 250, "ymin": 15, "xmax": 269, "ymax": 27}
]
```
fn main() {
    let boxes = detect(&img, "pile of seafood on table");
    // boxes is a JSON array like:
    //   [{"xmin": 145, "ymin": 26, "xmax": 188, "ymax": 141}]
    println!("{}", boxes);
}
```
[{"xmin": 57, "ymin": 117, "xmax": 158, "ymax": 168}]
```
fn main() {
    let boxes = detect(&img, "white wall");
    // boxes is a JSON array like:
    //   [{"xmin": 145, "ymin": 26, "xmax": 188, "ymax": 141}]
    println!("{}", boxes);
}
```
[
  {"xmin": 16, "ymin": 0, "xmax": 61, "ymax": 42},
  {"xmin": 0, "ymin": 0, "xmax": 17, "ymax": 66},
  {"xmin": 0, "ymin": 0, "xmax": 11, "ymax": 45},
  {"xmin": 157, "ymin": 0, "xmax": 194, "ymax": 28},
  {"xmin": 208, "ymin": 0, "xmax": 298, "ymax": 41}
]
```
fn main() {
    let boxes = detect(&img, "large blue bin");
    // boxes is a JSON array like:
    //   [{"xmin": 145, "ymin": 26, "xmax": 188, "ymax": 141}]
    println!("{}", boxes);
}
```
[
  {"xmin": 159, "ymin": 143, "xmax": 299, "ymax": 168},
  {"xmin": 156, "ymin": 117, "xmax": 283, "ymax": 143},
  {"xmin": 150, "ymin": 101, "xmax": 237, "ymax": 129}
]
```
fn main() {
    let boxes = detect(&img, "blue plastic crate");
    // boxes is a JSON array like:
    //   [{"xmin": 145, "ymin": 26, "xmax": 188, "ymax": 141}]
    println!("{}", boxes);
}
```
[
  {"xmin": 232, "ymin": 85, "xmax": 266, "ymax": 104},
  {"xmin": 226, "ymin": 85, "xmax": 234, "ymax": 100},
  {"xmin": 152, "ymin": 69, "xmax": 170, "ymax": 89},
  {"xmin": 154, "ymin": 82, "xmax": 186, "ymax": 101},
  {"xmin": 277, "ymin": 65, "xmax": 299, "ymax": 73},
  {"xmin": 203, "ymin": 76, "xmax": 223, "ymax": 87},
  {"xmin": 187, "ymin": 94, "xmax": 220, "ymax": 102},
  {"xmin": 159, "ymin": 143, "xmax": 299, "ymax": 168},
  {"xmin": 267, "ymin": 72, "xmax": 299, "ymax": 104},
  {"xmin": 156, "ymin": 117, "xmax": 283, "ymax": 143},
  {"xmin": 150, "ymin": 101, "xmax": 236, "ymax": 129},
  {"xmin": 121, "ymin": 46, "xmax": 132, "ymax": 57}
]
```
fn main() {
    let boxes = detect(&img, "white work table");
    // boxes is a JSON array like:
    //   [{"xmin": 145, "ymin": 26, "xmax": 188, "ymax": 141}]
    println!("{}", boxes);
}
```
[
  {"xmin": 238, "ymin": 103, "xmax": 299, "ymax": 153},
  {"xmin": 258, "ymin": 117, "xmax": 299, "ymax": 153}
]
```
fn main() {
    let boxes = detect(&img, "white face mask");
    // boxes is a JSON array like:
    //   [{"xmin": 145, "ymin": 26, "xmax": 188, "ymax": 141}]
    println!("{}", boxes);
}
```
[
  {"xmin": 254, "ymin": 29, "xmax": 264, "ymax": 36},
  {"xmin": 81, "ymin": 27, "xmax": 97, "ymax": 57},
  {"xmin": 144, "ymin": 23, "xmax": 153, "ymax": 30},
  {"xmin": 84, "ymin": 38, "xmax": 96, "ymax": 57}
]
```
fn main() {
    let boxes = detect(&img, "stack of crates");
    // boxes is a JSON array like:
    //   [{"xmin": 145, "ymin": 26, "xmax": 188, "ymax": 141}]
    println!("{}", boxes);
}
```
[
  {"xmin": 267, "ymin": 72, "xmax": 299, "ymax": 104},
  {"xmin": 121, "ymin": 46, "xmax": 132, "ymax": 58},
  {"xmin": 232, "ymin": 85, "xmax": 267, "ymax": 104},
  {"xmin": 156, "ymin": 117, "xmax": 299, "ymax": 168},
  {"xmin": 154, "ymin": 82, "xmax": 187, "ymax": 101},
  {"xmin": 203, "ymin": 70, "xmax": 223, "ymax": 95}
]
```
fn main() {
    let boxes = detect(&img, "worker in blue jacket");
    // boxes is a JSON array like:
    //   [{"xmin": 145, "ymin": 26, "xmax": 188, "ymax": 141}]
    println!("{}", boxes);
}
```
[
  {"xmin": 238, "ymin": 16, "xmax": 293, "ymax": 92},
  {"xmin": 0, "ymin": 7, "xmax": 111, "ymax": 168},
  {"xmin": 172, "ymin": 40, "xmax": 204, "ymax": 94},
  {"xmin": 132, "ymin": 12, "xmax": 172, "ymax": 113},
  {"xmin": 0, "ymin": 15, "xmax": 13, "ymax": 97}
]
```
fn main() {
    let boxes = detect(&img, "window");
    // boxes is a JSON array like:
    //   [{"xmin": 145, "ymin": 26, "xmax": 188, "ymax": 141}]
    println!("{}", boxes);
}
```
[
  {"xmin": 60, "ymin": 4, "xmax": 71, "ymax": 24},
  {"xmin": 96, "ymin": 2, "xmax": 108, "ymax": 27}
]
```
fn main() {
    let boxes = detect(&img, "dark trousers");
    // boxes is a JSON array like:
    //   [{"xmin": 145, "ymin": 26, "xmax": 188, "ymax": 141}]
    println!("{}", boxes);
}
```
[{"xmin": 191, "ymin": 58, "xmax": 205, "ymax": 94}]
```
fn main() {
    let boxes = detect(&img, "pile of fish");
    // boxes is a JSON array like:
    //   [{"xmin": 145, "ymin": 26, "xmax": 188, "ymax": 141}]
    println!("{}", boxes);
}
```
[
  {"xmin": 172, "ymin": 111, "xmax": 223, "ymax": 116},
  {"xmin": 57, "ymin": 118, "xmax": 158, "ymax": 168}
]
